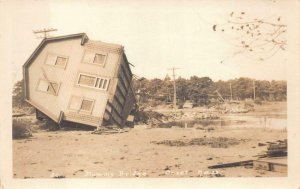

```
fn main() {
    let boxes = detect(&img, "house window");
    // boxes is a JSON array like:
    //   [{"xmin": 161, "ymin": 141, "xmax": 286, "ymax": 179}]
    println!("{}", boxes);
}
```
[
  {"xmin": 76, "ymin": 73, "xmax": 110, "ymax": 91},
  {"xmin": 81, "ymin": 99, "xmax": 94, "ymax": 111},
  {"xmin": 78, "ymin": 75, "xmax": 96, "ymax": 87},
  {"xmin": 94, "ymin": 53, "xmax": 106, "ymax": 64},
  {"xmin": 95, "ymin": 78, "xmax": 109, "ymax": 90},
  {"xmin": 82, "ymin": 51, "xmax": 107, "ymax": 66},
  {"xmin": 45, "ymin": 54, "xmax": 68, "ymax": 68},
  {"xmin": 69, "ymin": 96, "xmax": 94, "ymax": 113},
  {"xmin": 37, "ymin": 79, "xmax": 60, "ymax": 95},
  {"xmin": 55, "ymin": 57, "xmax": 68, "ymax": 67}
]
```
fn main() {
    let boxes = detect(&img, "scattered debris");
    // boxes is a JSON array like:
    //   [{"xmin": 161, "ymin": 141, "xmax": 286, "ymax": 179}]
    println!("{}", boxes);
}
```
[
  {"xmin": 211, "ymin": 101, "xmax": 255, "ymax": 114},
  {"xmin": 209, "ymin": 140, "xmax": 287, "ymax": 173},
  {"xmin": 164, "ymin": 166, "xmax": 172, "ymax": 171},
  {"xmin": 151, "ymin": 137, "xmax": 245, "ymax": 148},
  {"xmin": 91, "ymin": 127, "xmax": 131, "ymax": 135},
  {"xmin": 134, "ymin": 110, "xmax": 167, "ymax": 126},
  {"xmin": 52, "ymin": 175, "xmax": 65, "ymax": 179},
  {"xmin": 258, "ymin": 142, "xmax": 267, "ymax": 146},
  {"xmin": 134, "ymin": 110, "xmax": 220, "ymax": 127},
  {"xmin": 12, "ymin": 113, "xmax": 29, "ymax": 117}
]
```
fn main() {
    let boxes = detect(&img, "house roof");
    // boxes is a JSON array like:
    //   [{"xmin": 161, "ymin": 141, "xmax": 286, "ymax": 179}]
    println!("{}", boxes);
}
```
[
  {"xmin": 88, "ymin": 40, "xmax": 124, "ymax": 49},
  {"xmin": 23, "ymin": 33, "xmax": 89, "ymax": 69},
  {"xmin": 23, "ymin": 33, "xmax": 134, "ymax": 99}
]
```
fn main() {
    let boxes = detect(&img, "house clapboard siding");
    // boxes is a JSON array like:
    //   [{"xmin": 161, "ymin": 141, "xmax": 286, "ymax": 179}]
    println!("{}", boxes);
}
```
[{"xmin": 23, "ymin": 33, "xmax": 135, "ymax": 128}]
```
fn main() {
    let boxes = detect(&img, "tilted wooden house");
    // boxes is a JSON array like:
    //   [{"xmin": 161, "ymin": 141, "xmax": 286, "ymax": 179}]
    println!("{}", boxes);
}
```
[{"xmin": 23, "ymin": 33, "xmax": 135, "ymax": 128}]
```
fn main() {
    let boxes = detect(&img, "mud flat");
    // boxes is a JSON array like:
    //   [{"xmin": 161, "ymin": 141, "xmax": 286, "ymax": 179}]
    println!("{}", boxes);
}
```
[
  {"xmin": 13, "ymin": 101, "xmax": 287, "ymax": 178},
  {"xmin": 13, "ymin": 125, "xmax": 286, "ymax": 178}
]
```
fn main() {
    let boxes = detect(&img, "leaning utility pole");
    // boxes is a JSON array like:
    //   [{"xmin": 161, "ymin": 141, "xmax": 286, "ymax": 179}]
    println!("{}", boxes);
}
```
[
  {"xmin": 230, "ymin": 83, "xmax": 233, "ymax": 101},
  {"xmin": 33, "ymin": 28, "xmax": 57, "ymax": 38},
  {"xmin": 167, "ymin": 67, "xmax": 180, "ymax": 110},
  {"xmin": 253, "ymin": 80, "xmax": 256, "ymax": 100}
]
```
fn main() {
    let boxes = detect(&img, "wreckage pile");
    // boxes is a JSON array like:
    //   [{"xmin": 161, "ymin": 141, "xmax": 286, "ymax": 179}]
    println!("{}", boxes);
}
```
[
  {"xmin": 134, "ymin": 110, "xmax": 220, "ymax": 127},
  {"xmin": 134, "ymin": 110, "xmax": 168, "ymax": 126},
  {"xmin": 211, "ymin": 102, "xmax": 255, "ymax": 114},
  {"xmin": 208, "ymin": 140, "xmax": 288, "ymax": 173},
  {"xmin": 256, "ymin": 139, "xmax": 287, "ymax": 158}
]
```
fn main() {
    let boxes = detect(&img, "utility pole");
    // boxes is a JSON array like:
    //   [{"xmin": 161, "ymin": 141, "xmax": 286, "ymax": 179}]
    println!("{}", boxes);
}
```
[
  {"xmin": 33, "ymin": 28, "xmax": 57, "ymax": 38},
  {"xmin": 253, "ymin": 80, "xmax": 256, "ymax": 100},
  {"xmin": 230, "ymin": 83, "xmax": 233, "ymax": 101},
  {"xmin": 167, "ymin": 67, "xmax": 180, "ymax": 110}
]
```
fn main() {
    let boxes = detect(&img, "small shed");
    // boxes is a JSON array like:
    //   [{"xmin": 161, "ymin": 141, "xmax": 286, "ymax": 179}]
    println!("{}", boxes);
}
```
[
  {"xmin": 183, "ymin": 101, "xmax": 194, "ymax": 109},
  {"xmin": 23, "ymin": 33, "xmax": 135, "ymax": 128}
]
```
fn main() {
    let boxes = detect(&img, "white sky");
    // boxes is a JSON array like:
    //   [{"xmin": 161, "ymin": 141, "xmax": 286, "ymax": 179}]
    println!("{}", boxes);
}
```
[{"xmin": 3, "ymin": 0, "xmax": 293, "ymax": 84}]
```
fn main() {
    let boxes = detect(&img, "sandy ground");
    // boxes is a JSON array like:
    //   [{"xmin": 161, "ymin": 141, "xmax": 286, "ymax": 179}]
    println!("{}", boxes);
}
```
[
  {"xmin": 13, "ymin": 125, "xmax": 287, "ymax": 178},
  {"xmin": 13, "ymin": 102, "xmax": 287, "ymax": 178}
]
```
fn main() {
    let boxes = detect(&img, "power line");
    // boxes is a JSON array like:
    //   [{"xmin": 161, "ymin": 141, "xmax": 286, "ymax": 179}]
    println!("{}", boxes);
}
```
[
  {"xmin": 33, "ymin": 28, "xmax": 57, "ymax": 39},
  {"xmin": 167, "ymin": 67, "xmax": 180, "ymax": 111}
]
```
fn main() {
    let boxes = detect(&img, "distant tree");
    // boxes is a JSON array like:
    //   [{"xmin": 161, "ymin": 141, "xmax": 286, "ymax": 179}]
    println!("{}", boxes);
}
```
[
  {"xmin": 176, "ymin": 77, "xmax": 189, "ymax": 102},
  {"xmin": 255, "ymin": 80, "xmax": 271, "ymax": 100},
  {"xmin": 213, "ymin": 12, "xmax": 286, "ymax": 63},
  {"xmin": 231, "ymin": 77, "xmax": 254, "ymax": 100},
  {"xmin": 188, "ymin": 76, "xmax": 213, "ymax": 105},
  {"xmin": 12, "ymin": 79, "xmax": 31, "ymax": 108},
  {"xmin": 269, "ymin": 80, "xmax": 287, "ymax": 101},
  {"xmin": 132, "ymin": 76, "xmax": 286, "ymax": 107}
]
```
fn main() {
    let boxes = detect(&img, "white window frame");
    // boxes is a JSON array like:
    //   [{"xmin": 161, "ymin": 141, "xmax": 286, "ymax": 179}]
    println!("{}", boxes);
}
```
[
  {"xmin": 44, "ymin": 53, "xmax": 69, "ymax": 69},
  {"xmin": 36, "ymin": 78, "xmax": 61, "ymax": 96},
  {"xmin": 76, "ymin": 73, "xmax": 110, "ymax": 91},
  {"xmin": 68, "ymin": 96, "xmax": 95, "ymax": 114},
  {"xmin": 82, "ymin": 50, "xmax": 107, "ymax": 67}
]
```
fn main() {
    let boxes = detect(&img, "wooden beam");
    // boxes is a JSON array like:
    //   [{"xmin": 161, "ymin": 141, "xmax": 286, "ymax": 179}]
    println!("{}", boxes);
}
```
[{"xmin": 208, "ymin": 160, "xmax": 253, "ymax": 169}]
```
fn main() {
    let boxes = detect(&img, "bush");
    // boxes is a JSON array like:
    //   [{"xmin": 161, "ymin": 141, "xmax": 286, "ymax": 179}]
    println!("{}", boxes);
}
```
[
  {"xmin": 254, "ymin": 99, "xmax": 263, "ymax": 105},
  {"xmin": 12, "ymin": 118, "xmax": 32, "ymax": 139}
]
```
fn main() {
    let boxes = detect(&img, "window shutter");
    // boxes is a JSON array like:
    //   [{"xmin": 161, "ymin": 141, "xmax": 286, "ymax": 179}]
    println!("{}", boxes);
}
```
[
  {"xmin": 81, "ymin": 100, "xmax": 93, "ymax": 111},
  {"xmin": 69, "ymin": 96, "xmax": 82, "ymax": 110},
  {"xmin": 45, "ymin": 54, "xmax": 57, "ymax": 65},
  {"xmin": 38, "ymin": 80, "xmax": 49, "ymax": 92},
  {"xmin": 83, "ymin": 51, "xmax": 95, "ymax": 64}
]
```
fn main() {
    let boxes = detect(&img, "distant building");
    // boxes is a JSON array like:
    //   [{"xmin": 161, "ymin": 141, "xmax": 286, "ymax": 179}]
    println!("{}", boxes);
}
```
[{"xmin": 23, "ymin": 33, "xmax": 135, "ymax": 128}]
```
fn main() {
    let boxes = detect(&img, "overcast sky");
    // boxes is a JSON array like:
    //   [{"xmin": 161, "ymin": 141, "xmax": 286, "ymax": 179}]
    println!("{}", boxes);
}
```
[{"xmin": 3, "ymin": 0, "xmax": 295, "ymax": 84}]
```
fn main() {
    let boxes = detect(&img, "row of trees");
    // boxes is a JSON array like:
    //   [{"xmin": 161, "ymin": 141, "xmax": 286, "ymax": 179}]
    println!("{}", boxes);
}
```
[
  {"xmin": 133, "ymin": 76, "xmax": 287, "ymax": 106},
  {"xmin": 12, "ymin": 76, "xmax": 287, "ymax": 109}
]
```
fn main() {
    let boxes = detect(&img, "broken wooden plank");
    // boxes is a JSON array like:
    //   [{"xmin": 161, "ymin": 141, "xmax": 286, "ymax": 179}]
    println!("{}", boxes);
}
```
[
  {"xmin": 253, "ymin": 159, "xmax": 287, "ymax": 173},
  {"xmin": 12, "ymin": 113, "xmax": 28, "ymax": 117},
  {"xmin": 208, "ymin": 160, "xmax": 253, "ymax": 169}
]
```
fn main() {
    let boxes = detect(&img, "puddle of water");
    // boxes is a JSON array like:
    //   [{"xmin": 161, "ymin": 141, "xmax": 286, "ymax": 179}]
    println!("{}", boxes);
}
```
[
  {"xmin": 158, "ymin": 115, "xmax": 287, "ymax": 130},
  {"xmin": 220, "ymin": 115, "xmax": 287, "ymax": 130}
]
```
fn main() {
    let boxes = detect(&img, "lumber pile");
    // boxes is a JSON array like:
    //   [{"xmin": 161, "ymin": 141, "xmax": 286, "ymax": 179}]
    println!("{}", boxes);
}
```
[
  {"xmin": 256, "ymin": 139, "xmax": 287, "ymax": 158},
  {"xmin": 208, "ymin": 140, "xmax": 288, "ymax": 173}
]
